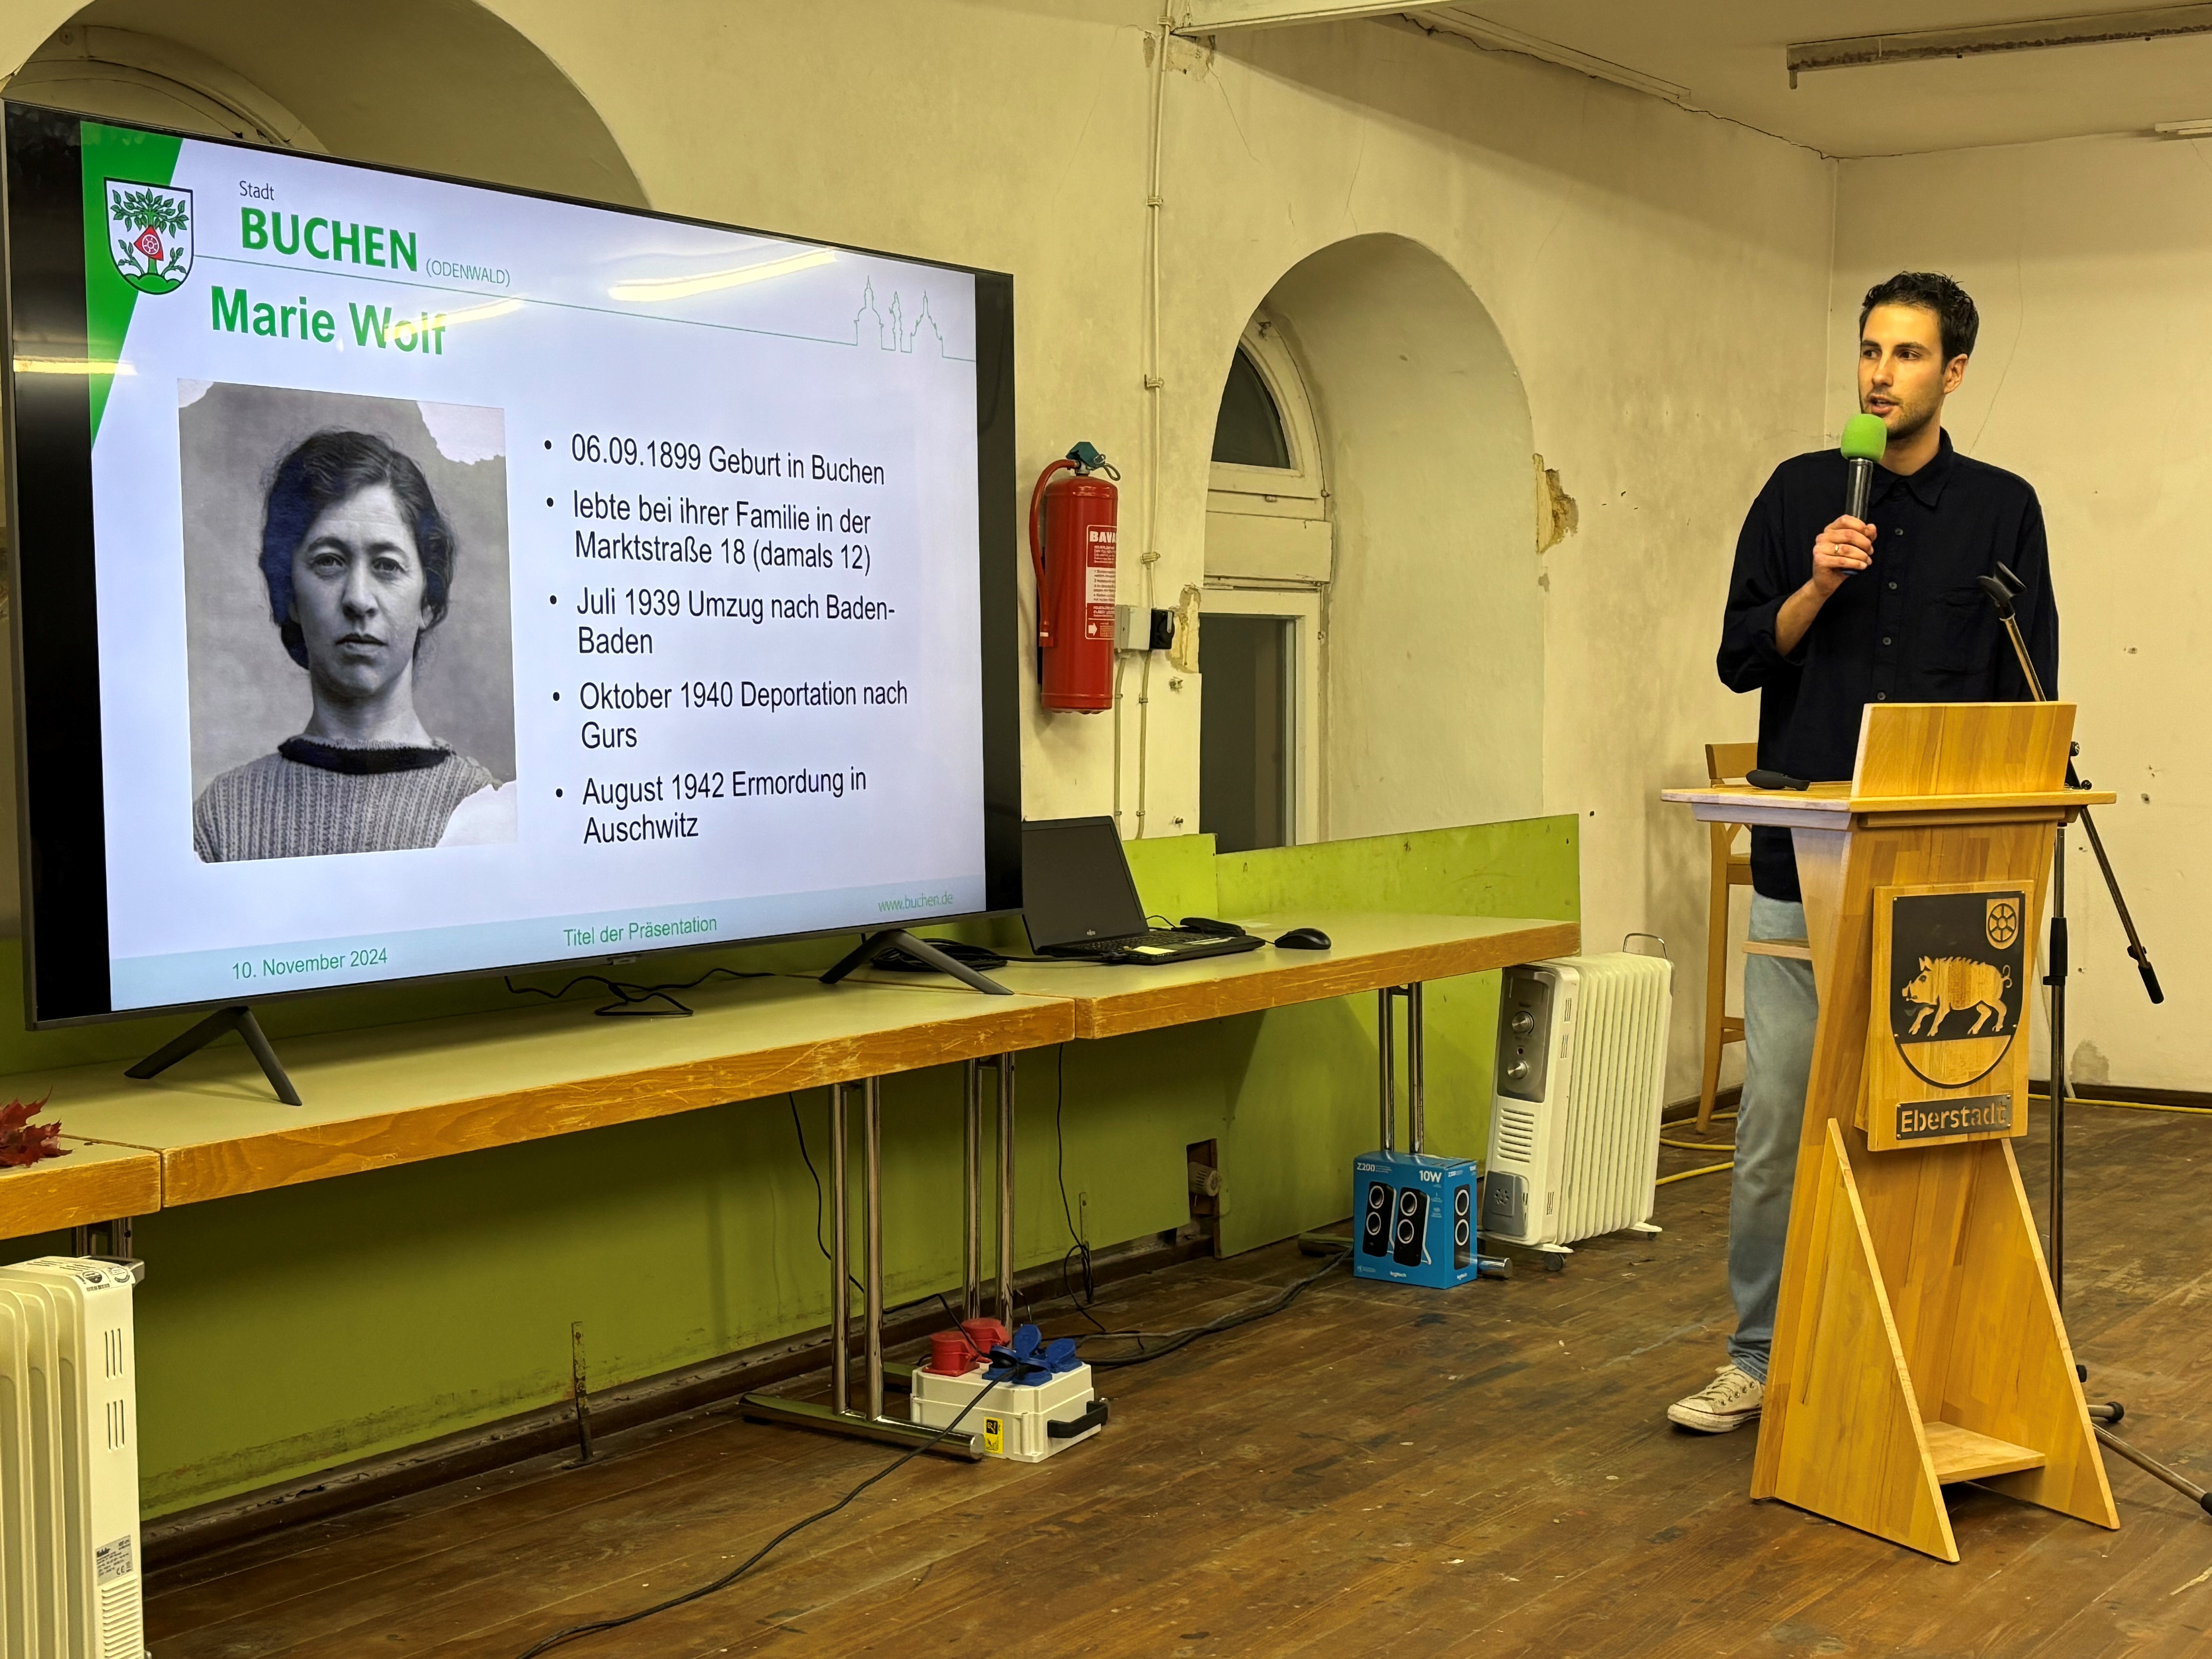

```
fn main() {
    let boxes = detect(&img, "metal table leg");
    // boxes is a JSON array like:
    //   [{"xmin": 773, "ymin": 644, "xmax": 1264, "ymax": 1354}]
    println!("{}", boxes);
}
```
[
  {"xmin": 740, "ymin": 1077, "xmax": 982, "ymax": 1458},
  {"xmin": 1377, "ymin": 984, "xmax": 1425, "ymax": 1153},
  {"xmin": 828, "ymin": 1081, "xmax": 853, "ymax": 1412},
  {"xmin": 1406, "ymin": 982, "xmax": 1426, "ymax": 1155},
  {"xmin": 1377, "ymin": 988, "xmax": 1397, "ymax": 1152},
  {"xmin": 70, "ymin": 1216, "xmax": 134, "ymax": 1261},
  {"xmin": 963, "ymin": 1059, "xmax": 984, "ymax": 1323},
  {"xmin": 1364, "ymin": 980, "xmax": 1510, "ymax": 1278},
  {"xmin": 864, "ymin": 1077, "xmax": 886, "ymax": 1420},
  {"xmin": 996, "ymin": 1053, "xmax": 1017, "ymax": 1331}
]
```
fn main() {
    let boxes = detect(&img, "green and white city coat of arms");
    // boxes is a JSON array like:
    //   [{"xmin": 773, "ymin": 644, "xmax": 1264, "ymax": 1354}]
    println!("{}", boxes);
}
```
[{"xmin": 106, "ymin": 179, "xmax": 192, "ymax": 294}]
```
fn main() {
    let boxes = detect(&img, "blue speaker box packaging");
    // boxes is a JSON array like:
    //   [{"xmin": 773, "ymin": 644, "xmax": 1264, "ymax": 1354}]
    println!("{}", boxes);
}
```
[{"xmin": 1352, "ymin": 1151, "xmax": 1481, "ymax": 1287}]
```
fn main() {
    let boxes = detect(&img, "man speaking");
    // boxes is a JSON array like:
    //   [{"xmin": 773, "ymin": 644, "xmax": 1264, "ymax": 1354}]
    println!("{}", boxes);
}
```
[{"xmin": 1669, "ymin": 272, "xmax": 2060, "ymax": 1433}]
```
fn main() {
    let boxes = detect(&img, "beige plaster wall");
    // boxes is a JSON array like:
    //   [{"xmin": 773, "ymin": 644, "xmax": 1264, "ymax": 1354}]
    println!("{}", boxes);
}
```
[
  {"xmin": 1, "ymin": 0, "xmax": 1839, "ymax": 1097},
  {"xmin": 1263, "ymin": 232, "xmax": 1542, "ymax": 841},
  {"xmin": 494, "ymin": 4, "xmax": 1832, "ymax": 1091},
  {"xmin": 1833, "ymin": 134, "xmax": 2210, "ymax": 1091}
]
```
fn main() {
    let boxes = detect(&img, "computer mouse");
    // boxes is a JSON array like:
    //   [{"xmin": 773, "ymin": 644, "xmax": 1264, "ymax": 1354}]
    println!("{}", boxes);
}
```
[{"xmin": 1274, "ymin": 927, "xmax": 1331, "ymax": 950}]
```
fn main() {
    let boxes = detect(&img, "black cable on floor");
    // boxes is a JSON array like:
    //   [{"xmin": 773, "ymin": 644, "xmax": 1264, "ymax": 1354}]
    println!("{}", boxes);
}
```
[
  {"xmin": 511, "ymin": 1381, "xmax": 1003, "ymax": 1658},
  {"xmin": 1084, "ymin": 1249, "xmax": 1350, "ymax": 1371},
  {"xmin": 507, "ymin": 1115, "xmax": 1339, "ymax": 1652}
]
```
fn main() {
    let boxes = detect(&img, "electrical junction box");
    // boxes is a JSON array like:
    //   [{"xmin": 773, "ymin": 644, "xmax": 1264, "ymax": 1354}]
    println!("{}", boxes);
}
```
[
  {"xmin": 1351, "ymin": 1150, "xmax": 1481, "ymax": 1288},
  {"xmin": 1113, "ymin": 603, "xmax": 1176, "ymax": 653},
  {"xmin": 909, "ymin": 1358, "xmax": 1106, "ymax": 1462}
]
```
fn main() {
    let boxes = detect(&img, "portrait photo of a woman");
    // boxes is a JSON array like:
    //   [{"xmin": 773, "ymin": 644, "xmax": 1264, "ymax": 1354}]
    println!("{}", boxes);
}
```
[{"xmin": 192, "ymin": 427, "xmax": 515, "ymax": 861}]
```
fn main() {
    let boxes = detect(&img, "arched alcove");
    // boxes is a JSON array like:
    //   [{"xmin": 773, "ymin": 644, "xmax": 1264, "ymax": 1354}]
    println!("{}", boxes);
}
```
[
  {"xmin": 1249, "ymin": 234, "xmax": 1541, "ymax": 838},
  {"xmin": 3, "ymin": 0, "xmax": 646, "ymax": 206}
]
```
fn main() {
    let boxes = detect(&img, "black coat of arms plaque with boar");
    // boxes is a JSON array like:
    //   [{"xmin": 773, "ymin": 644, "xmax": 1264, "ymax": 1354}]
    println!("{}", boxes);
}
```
[
  {"xmin": 1891, "ymin": 889, "xmax": 2027, "ymax": 1051},
  {"xmin": 1865, "ymin": 884, "xmax": 2033, "ymax": 1146}
]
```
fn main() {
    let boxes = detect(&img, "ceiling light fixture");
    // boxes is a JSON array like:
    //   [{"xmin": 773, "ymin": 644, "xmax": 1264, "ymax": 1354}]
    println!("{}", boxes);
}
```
[
  {"xmin": 1172, "ymin": 2, "xmax": 1691, "ymax": 105},
  {"xmin": 1787, "ymin": 4, "xmax": 2212, "ymax": 88}
]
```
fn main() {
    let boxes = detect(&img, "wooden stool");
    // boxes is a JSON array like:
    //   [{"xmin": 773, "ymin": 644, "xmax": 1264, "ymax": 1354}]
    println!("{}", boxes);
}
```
[{"xmin": 1697, "ymin": 741, "xmax": 1757, "ymax": 1133}]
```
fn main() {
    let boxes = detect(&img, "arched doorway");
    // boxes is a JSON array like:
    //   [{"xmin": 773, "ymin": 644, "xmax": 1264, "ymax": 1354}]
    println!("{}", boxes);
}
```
[{"xmin": 1200, "ymin": 234, "xmax": 1540, "ymax": 847}]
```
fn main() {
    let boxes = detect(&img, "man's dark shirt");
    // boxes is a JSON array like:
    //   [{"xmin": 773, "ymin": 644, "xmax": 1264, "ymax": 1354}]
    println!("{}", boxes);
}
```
[{"xmin": 1717, "ymin": 429, "xmax": 2059, "ymax": 902}]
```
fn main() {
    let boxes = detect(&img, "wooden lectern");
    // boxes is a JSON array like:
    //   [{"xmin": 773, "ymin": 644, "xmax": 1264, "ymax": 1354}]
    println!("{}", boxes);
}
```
[{"xmin": 1664, "ymin": 702, "xmax": 2119, "ymax": 1562}]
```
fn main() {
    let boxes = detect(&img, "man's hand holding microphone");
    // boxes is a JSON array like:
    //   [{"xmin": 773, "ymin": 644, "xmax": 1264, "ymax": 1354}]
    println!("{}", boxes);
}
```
[{"xmin": 1777, "ymin": 413, "xmax": 1889, "ymax": 655}]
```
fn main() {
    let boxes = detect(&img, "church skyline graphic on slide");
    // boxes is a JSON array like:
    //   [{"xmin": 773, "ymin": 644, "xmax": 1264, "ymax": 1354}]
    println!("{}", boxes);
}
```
[{"xmin": 852, "ymin": 276, "xmax": 958, "ymax": 358}]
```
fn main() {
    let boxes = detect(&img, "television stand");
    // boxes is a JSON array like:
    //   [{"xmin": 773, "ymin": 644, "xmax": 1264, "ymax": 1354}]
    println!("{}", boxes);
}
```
[
  {"xmin": 820, "ymin": 929, "xmax": 1011, "ymax": 996},
  {"xmin": 125, "ymin": 1005, "xmax": 302, "ymax": 1106}
]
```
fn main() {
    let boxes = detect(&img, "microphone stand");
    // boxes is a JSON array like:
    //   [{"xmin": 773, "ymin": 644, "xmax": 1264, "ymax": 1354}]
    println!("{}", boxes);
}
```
[{"xmin": 1976, "ymin": 570, "xmax": 2207, "ymax": 1520}]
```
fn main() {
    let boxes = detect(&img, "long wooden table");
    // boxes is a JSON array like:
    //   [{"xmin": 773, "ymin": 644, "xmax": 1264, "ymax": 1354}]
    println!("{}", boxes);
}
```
[
  {"xmin": 0, "ymin": 909, "xmax": 1575, "ymax": 1457},
  {"xmin": 834, "ymin": 912, "xmax": 1578, "ymax": 1037},
  {"xmin": 831, "ymin": 910, "xmax": 1577, "ymax": 1145}
]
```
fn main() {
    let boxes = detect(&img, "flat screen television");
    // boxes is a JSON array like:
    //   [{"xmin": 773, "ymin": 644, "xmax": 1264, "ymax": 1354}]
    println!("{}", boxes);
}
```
[{"xmin": 2, "ymin": 102, "xmax": 1020, "ymax": 1028}]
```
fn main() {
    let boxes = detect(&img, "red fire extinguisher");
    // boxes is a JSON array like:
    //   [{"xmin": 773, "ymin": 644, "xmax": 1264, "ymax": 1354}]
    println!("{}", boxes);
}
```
[{"xmin": 1028, "ymin": 441, "xmax": 1120, "ymax": 712}]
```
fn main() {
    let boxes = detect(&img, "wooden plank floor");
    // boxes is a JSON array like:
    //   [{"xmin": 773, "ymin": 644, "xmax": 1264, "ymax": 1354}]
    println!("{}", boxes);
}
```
[{"xmin": 146, "ymin": 1101, "xmax": 2212, "ymax": 1658}]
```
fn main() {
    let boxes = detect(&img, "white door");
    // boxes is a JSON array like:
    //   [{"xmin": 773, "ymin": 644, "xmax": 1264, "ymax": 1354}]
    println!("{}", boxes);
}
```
[{"xmin": 1198, "ymin": 585, "xmax": 1322, "ymax": 850}]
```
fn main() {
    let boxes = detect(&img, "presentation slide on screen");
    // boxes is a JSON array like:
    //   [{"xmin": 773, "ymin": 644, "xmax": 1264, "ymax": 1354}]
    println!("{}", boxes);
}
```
[{"xmin": 80, "ymin": 123, "xmax": 988, "ymax": 1011}]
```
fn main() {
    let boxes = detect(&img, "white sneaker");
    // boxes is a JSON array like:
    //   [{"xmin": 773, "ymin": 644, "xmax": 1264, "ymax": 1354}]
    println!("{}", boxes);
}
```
[{"xmin": 1668, "ymin": 1363, "xmax": 1764, "ymax": 1432}]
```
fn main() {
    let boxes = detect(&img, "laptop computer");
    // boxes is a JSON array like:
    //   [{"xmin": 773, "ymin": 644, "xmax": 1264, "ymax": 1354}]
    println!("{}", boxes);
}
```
[{"xmin": 1022, "ymin": 816, "xmax": 1265, "ymax": 965}]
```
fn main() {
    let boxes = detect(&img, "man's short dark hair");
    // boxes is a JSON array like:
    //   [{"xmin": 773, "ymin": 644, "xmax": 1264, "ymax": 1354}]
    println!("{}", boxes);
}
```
[
  {"xmin": 261, "ymin": 430, "xmax": 455, "ymax": 668},
  {"xmin": 1860, "ymin": 272, "xmax": 1978, "ymax": 364}
]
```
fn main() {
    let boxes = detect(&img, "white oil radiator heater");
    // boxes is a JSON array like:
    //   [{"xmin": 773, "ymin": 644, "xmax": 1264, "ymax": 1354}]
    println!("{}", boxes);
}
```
[
  {"xmin": 1481, "ymin": 951, "xmax": 1673, "ymax": 1255},
  {"xmin": 0, "ymin": 1257, "xmax": 145, "ymax": 1659}
]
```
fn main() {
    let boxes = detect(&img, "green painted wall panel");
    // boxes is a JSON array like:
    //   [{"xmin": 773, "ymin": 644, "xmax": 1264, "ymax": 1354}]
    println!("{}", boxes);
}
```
[
  {"xmin": 1215, "ymin": 818, "xmax": 1580, "ymax": 919},
  {"xmin": 0, "ymin": 818, "xmax": 1574, "ymax": 1515},
  {"xmin": 1208, "ymin": 818, "xmax": 1578, "ymax": 1254}
]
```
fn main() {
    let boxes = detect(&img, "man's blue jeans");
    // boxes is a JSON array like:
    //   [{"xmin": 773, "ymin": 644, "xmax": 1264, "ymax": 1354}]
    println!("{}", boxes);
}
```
[{"xmin": 1726, "ymin": 894, "xmax": 1818, "ymax": 1382}]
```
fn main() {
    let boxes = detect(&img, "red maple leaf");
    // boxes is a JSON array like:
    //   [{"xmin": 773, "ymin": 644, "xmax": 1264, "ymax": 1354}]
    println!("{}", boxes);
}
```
[
  {"xmin": 0, "ymin": 1096, "xmax": 68, "ymax": 1168},
  {"xmin": 133, "ymin": 226, "xmax": 164, "ymax": 261}
]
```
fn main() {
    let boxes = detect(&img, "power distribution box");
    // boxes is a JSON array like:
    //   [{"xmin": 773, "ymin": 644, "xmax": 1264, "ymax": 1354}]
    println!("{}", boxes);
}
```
[{"xmin": 909, "ymin": 1358, "xmax": 1106, "ymax": 1462}]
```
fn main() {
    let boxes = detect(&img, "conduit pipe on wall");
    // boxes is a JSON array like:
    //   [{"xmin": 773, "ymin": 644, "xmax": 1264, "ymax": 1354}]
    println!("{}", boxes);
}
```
[
  {"xmin": 1128, "ymin": 6, "xmax": 1173, "ymax": 836},
  {"xmin": 1112, "ymin": 650, "xmax": 1129, "ymax": 824}
]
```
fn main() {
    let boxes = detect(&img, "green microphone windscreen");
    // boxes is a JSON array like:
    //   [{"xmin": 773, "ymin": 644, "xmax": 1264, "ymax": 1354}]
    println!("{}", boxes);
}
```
[{"xmin": 1839, "ymin": 413, "xmax": 1888, "ymax": 462}]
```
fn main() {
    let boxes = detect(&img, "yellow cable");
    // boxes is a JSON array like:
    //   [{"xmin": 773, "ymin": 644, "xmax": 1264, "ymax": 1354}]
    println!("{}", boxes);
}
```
[
  {"xmin": 1661, "ymin": 1109, "xmax": 1736, "ymax": 1152},
  {"xmin": 2031, "ymin": 1092, "xmax": 2212, "ymax": 1117},
  {"xmin": 1656, "ymin": 1161, "xmax": 1732, "ymax": 1187}
]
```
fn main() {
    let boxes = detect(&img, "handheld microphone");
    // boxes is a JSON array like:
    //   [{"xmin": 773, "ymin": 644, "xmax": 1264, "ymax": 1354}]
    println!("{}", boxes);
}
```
[{"xmin": 1839, "ymin": 412, "xmax": 1887, "ymax": 522}]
